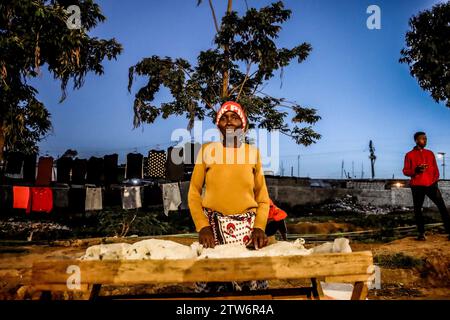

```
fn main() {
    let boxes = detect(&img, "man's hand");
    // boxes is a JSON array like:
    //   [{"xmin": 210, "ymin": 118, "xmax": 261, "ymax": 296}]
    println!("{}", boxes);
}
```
[
  {"xmin": 248, "ymin": 228, "xmax": 269, "ymax": 249},
  {"xmin": 199, "ymin": 226, "xmax": 215, "ymax": 248},
  {"xmin": 415, "ymin": 164, "xmax": 427, "ymax": 174}
]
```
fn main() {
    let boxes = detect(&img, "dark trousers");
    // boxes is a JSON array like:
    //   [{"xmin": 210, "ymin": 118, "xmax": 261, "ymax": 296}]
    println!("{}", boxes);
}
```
[
  {"xmin": 411, "ymin": 183, "xmax": 450, "ymax": 235},
  {"xmin": 265, "ymin": 220, "xmax": 287, "ymax": 237}
]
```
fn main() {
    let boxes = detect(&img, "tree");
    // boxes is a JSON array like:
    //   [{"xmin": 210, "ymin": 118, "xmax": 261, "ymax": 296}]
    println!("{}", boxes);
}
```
[
  {"xmin": 0, "ymin": 0, "xmax": 122, "ymax": 161},
  {"xmin": 400, "ymin": 2, "xmax": 450, "ymax": 108},
  {"xmin": 128, "ymin": 1, "xmax": 321, "ymax": 146}
]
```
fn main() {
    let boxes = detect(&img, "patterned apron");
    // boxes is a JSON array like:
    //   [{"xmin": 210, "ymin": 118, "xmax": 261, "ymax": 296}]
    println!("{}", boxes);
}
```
[{"xmin": 194, "ymin": 208, "xmax": 268, "ymax": 293}]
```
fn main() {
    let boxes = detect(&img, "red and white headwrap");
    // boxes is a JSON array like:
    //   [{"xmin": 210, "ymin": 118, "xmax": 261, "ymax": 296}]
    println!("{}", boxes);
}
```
[{"xmin": 215, "ymin": 101, "xmax": 247, "ymax": 130}]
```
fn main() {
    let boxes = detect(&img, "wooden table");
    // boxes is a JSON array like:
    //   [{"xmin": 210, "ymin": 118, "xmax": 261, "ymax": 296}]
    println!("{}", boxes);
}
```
[{"xmin": 30, "ymin": 251, "xmax": 374, "ymax": 300}]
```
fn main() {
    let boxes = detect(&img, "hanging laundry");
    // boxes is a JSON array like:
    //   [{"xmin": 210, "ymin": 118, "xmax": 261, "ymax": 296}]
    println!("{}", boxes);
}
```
[
  {"xmin": 87, "ymin": 157, "xmax": 104, "ymax": 186},
  {"xmin": 143, "ymin": 157, "xmax": 150, "ymax": 179},
  {"xmin": 121, "ymin": 186, "xmax": 142, "ymax": 210},
  {"xmin": 165, "ymin": 146, "xmax": 185, "ymax": 181},
  {"xmin": 5, "ymin": 151, "xmax": 25, "ymax": 179},
  {"xmin": 69, "ymin": 186, "xmax": 86, "ymax": 213},
  {"xmin": 142, "ymin": 183, "xmax": 163, "ymax": 207},
  {"xmin": 147, "ymin": 150, "xmax": 166, "ymax": 178},
  {"xmin": 161, "ymin": 182, "xmax": 181, "ymax": 216},
  {"xmin": 36, "ymin": 156, "xmax": 54, "ymax": 186},
  {"xmin": 117, "ymin": 165, "xmax": 126, "ymax": 182},
  {"xmin": 71, "ymin": 158, "xmax": 87, "ymax": 185},
  {"xmin": 56, "ymin": 157, "xmax": 73, "ymax": 184},
  {"xmin": 53, "ymin": 187, "xmax": 70, "ymax": 208},
  {"xmin": 0, "ymin": 185, "xmax": 13, "ymax": 212},
  {"xmin": 85, "ymin": 187, "xmax": 103, "ymax": 211},
  {"xmin": 13, "ymin": 186, "xmax": 31, "ymax": 211},
  {"xmin": 178, "ymin": 181, "xmax": 190, "ymax": 210},
  {"xmin": 183, "ymin": 142, "xmax": 201, "ymax": 178},
  {"xmin": 30, "ymin": 187, "xmax": 53, "ymax": 213},
  {"xmin": 23, "ymin": 153, "xmax": 37, "ymax": 183},
  {"xmin": 126, "ymin": 153, "xmax": 143, "ymax": 179},
  {"xmin": 104, "ymin": 154, "xmax": 119, "ymax": 185},
  {"xmin": 104, "ymin": 186, "xmax": 122, "ymax": 207}
]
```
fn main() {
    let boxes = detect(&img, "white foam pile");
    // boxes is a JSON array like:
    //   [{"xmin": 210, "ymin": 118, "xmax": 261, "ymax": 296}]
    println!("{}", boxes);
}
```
[
  {"xmin": 80, "ymin": 239, "xmax": 198, "ymax": 261},
  {"xmin": 79, "ymin": 238, "xmax": 352, "ymax": 261}
]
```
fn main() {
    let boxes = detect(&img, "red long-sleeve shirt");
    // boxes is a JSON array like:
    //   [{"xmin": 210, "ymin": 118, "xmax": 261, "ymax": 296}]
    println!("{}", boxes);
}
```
[
  {"xmin": 30, "ymin": 187, "xmax": 53, "ymax": 213},
  {"xmin": 403, "ymin": 147, "xmax": 440, "ymax": 186}
]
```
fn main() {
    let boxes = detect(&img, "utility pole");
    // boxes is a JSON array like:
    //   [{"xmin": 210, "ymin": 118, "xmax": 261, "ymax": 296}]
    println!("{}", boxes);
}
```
[
  {"xmin": 291, "ymin": 166, "xmax": 293, "ymax": 177},
  {"xmin": 280, "ymin": 161, "xmax": 285, "ymax": 177},
  {"xmin": 444, "ymin": 154, "xmax": 446, "ymax": 180},
  {"xmin": 369, "ymin": 140, "xmax": 376, "ymax": 179},
  {"xmin": 438, "ymin": 152, "xmax": 446, "ymax": 179},
  {"xmin": 297, "ymin": 155, "xmax": 300, "ymax": 178},
  {"xmin": 352, "ymin": 161, "xmax": 355, "ymax": 178},
  {"xmin": 341, "ymin": 160, "xmax": 344, "ymax": 179},
  {"xmin": 361, "ymin": 162, "xmax": 364, "ymax": 179}
]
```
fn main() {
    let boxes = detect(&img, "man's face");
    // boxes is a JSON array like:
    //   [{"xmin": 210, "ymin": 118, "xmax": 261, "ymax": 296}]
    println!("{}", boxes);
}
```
[
  {"xmin": 416, "ymin": 134, "xmax": 427, "ymax": 148},
  {"xmin": 218, "ymin": 111, "xmax": 243, "ymax": 137}
]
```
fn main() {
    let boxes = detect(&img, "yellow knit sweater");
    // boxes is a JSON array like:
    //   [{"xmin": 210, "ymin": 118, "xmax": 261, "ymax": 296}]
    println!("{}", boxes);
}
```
[{"xmin": 188, "ymin": 141, "xmax": 270, "ymax": 232}]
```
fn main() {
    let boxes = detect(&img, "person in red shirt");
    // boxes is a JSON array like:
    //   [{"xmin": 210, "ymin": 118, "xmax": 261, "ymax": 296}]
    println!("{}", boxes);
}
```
[{"xmin": 403, "ymin": 132, "xmax": 450, "ymax": 241}]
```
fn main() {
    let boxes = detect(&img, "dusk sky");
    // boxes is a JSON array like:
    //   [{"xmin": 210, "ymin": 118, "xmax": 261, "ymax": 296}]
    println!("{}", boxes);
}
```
[{"xmin": 34, "ymin": 0, "xmax": 450, "ymax": 179}]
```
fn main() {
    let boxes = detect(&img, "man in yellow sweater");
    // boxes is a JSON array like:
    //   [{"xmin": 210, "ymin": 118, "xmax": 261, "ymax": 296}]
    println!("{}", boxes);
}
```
[
  {"xmin": 188, "ymin": 100, "xmax": 271, "ymax": 292},
  {"xmin": 188, "ymin": 100, "xmax": 270, "ymax": 250}
]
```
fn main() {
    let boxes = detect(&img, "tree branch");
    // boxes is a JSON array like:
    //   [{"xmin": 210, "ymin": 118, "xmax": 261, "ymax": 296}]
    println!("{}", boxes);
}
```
[
  {"xmin": 236, "ymin": 62, "xmax": 252, "ymax": 101},
  {"xmin": 222, "ymin": 0, "xmax": 233, "ymax": 99},
  {"xmin": 208, "ymin": 0, "xmax": 220, "ymax": 33},
  {"xmin": 229, "ymin": 68, "xmax": 258, "ymax": 97},
  {"xmin": 227, "ymin": 0, "xmax": 233, "ymax": 12}
]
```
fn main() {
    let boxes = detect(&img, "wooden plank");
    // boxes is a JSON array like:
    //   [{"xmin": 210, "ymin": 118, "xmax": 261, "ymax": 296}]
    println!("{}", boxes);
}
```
[
  {"xmin": 27, "ymin": 284, "xmax": 93, "ymax": 300},
  {"xmin": 31, "ymin": 284, "xmax": 90, "ymax": 292},
  {"xmin": 32, "ymin": 251, "xmax": 373, "ymax": 285},
  {"xmin": 101, "ymin": 288, "xmax": 312, "ymax": 300},
  {"xmin": 324, "ymin": 273, "xmax": 374, "ymax": 283}
]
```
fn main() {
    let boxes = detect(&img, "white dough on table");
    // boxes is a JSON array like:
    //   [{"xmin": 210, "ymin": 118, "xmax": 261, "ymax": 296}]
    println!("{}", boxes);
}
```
[
  {"xmin": 79, "ymin": 237, "xmax": 352, "ymax": 261},
  {"xmin": 80, "ymin": 243, "xmax": 131, "ymax": 261},
  {"xmin": 125, "ymin": 239, "xmax": 198, "ymax": 260}
]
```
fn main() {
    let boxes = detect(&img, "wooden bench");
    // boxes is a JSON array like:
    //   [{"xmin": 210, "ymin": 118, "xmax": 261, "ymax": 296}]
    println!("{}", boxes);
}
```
[{"xmin": 29, "ymin": 251, "xmax": 374, "ymax": 300}]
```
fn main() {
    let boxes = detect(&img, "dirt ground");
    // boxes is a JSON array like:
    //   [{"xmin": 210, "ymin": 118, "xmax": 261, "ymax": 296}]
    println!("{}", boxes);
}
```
[
  {"xmin": 354, "ymin": 234, "xmax": 450, "ymax": 300},
  {"xmin": 287, "ymin": 222, "xmax": 363, "ymax": 234},
  {"xmin": 0, "ymin": 234, "xmax": 449, "ymax": 300}
]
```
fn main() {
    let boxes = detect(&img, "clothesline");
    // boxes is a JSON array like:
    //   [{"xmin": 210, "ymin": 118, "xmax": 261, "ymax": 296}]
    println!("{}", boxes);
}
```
[
  {"xmin": 1, "ymin": 143, "xmax": 202, "ymax": 187},
  {"xmin": 0, "ymin": 181, "xmax": 192, "ymax": 216},
  {"xmin": 37, "ymin": 140, "xmax": 198, "ymax": 157}
]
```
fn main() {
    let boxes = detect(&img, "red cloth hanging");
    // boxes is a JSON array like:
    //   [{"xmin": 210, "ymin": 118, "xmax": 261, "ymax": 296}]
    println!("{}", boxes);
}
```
[
  {"xmin": 13, "ymin": 186, "xmax": 31, "ymax": 211},
  {"xmin": 30, "ymin": 187, "xmax": 53, "ymax": 213},
  {"xmin": 36, "ymin": 156, "xmax": 54, "ymax": 186}
]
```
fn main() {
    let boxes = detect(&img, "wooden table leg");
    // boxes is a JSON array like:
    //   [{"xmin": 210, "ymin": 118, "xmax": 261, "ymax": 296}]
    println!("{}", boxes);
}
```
[
  {"xmin": 351, "ymin": 281, "xmax": 368, "ymax": 300},
  {"xmin": 310, "ymin": 278, "xmax": 324, "ymax": 300},
  {"xmin": 89, "ymin": 284, "xmax": 102, "ymax": 300},
  {"xmin": 78, "ymin": 284, "xmax": 102, "ymax": 300}
]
